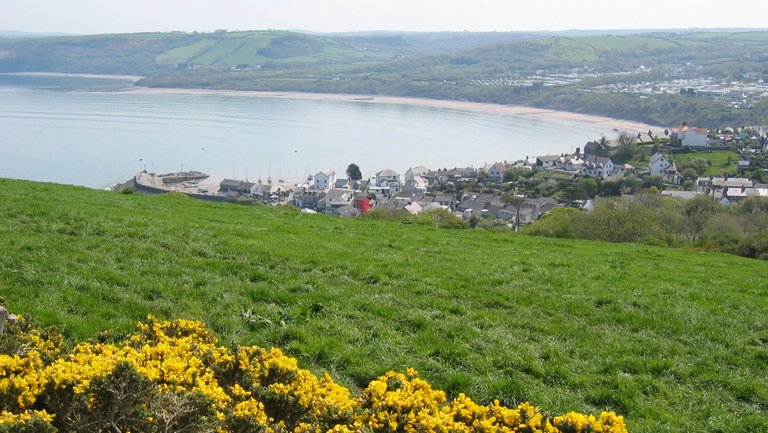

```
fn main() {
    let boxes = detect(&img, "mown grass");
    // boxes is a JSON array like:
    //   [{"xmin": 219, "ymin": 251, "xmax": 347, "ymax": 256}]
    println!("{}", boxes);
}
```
[
  {"xmin": 672, "ymin": 150, "xmax": 739, "ymax": 176},
  {"xmin": 1, "ymin": 179, "xmax": 767, "ymax": 433},
  {"xmin": 155, "ymin": 39, "xmax": 219, "ymax": 64}
]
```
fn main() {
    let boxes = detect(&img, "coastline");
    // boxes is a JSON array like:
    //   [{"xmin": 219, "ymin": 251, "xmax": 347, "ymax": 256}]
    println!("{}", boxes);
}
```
[
  {"xmin": 0, "ymin": 71, "xmax": 145, "ymax": 81},
  {"xmin": 2, "ymin": 71, "xmax": 662, "ymax": 133},
  {"xmin": 131, "ymin": 86, "xmax": 664, "ymax": 134}
]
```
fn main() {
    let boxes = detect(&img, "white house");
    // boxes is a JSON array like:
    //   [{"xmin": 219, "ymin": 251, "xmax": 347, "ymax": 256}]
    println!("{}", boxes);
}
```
[
  {"xmin": 613, "ymin": 163, "xmax": 634, "ymax": 176},
  {"xmin": 402, "ymin": 175, "xmax": 428, "ymax": 194},
  {"xmin": 671, "ymin": 124, "xmax": 708, "ymax": 147},
  {"xmin": 649, "ymin": 152, "xmax": 673, "ymax": 176},
  {"xmin": 313, "ymin": 169, "xmax": 336, "ymax": 191},
  {"xmin": 563, "ymin": 156, "xmax": 584, "ymax": 172},
  {"xmin": 581, "ymin": 155, "xmax": 614, "ymax": 178},
  {"xmin": 375, "ymin": 169, "xmax": 400, "ymax": 187},
  {"xmin": 404, "ymin": 166, "xmax": 430, "ymax": 182},
  {"xmin": 488, "ymin": 163, "xmax": 507, "ymax": 182},
  {"xmin": 536, "ymin": 155, "xmax": 561, "ymax": 168}
]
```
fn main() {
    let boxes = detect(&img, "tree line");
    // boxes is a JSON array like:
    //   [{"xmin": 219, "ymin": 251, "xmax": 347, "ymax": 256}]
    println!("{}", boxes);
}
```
[{"xmin": 525, "ymin": 195, "xmax": 768, "ymax": 260}]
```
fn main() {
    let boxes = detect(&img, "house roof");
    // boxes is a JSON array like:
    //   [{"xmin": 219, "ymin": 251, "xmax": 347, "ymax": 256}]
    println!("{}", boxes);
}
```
[
  {"xmin": 650, "ymin": 152, "xmax": 668, "ymax": 165},
  {"xmin": 583, "ymin": 154, "xmax": 612, "ymax": 166},
  {"xmin": 407, "ymin": 166, "xmax": 430, "ymax": 175},
  {"xmin": 408, "ymin": 175, "xmax": 429, "ymax": 186},
  {"xmin": 220, "ymin": 179, "xmax": 255, "ymax": 190},
  {"xmin": 376, "ymin": 169, "xmax": 399, "ymax": 177},
  {"xmin": 336, "ymin": 204, "xmax": 360, "ymax": 218},
  {"xmin": 661, "ymin": 190, "xmax": 706, "ymax": 200},
  {"xmin": 316, "ymin": 169, "xmax": 336, "ymax": 177},
  {"xmin": 252, "ymin": 184, "xmax": 280, "ymax": 193},
  {"xmin": 663, "ymin": 162, "xmax": 679, "ymax": 173},
  {"xmin": 404, "ymin": 202, "xmax": 422, "ymax": 214},
  {"xmin": 459, "ymin": 199, "xmax": 488, "ymax": 211},
  {"xmin": 537, "ymin": 155, "xmax": 561, "ymax": 162},
  {"xmin": 701, "ymin": 177, "xmax": 754, "ymax": 188},
  {"xmin": 725, "ymin": 187, "xmax": 768, "ymax": 198}
]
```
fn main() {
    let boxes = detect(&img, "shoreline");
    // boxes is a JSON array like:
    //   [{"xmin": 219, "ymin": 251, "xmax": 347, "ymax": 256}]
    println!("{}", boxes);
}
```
[
  {"xmin": 131, "ymin": 86, "xmax": 664, "ymax": 134},
  {"xmin": 2, "ymin": 71, "xmax": 662, "ymax": 133}
]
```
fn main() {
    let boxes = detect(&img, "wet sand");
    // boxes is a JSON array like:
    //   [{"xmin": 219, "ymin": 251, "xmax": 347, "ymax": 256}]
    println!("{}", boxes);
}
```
[{"xmin": 132, "ymin": 87, "xmax": 664, "ymax": 134}]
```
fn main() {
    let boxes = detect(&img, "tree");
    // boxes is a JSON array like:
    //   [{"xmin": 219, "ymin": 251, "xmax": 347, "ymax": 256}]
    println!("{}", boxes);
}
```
[
  {"xmin": 502, "ymin": 194, "xmax": 527, "ymax": 232},
  {"xmin": 683, "ymin": 195, "xmax": 720, "ymax": 241},
  {"xmin": 613, "ymin": 132, "xmax": 638, "ymax": 163},
  {"xmin": 346, "ymin": 163, "xmax": 362, "ymax": 181},
  {"xmin": 599, "ymin": 178, "xmax": 624, "ymax": 197}
]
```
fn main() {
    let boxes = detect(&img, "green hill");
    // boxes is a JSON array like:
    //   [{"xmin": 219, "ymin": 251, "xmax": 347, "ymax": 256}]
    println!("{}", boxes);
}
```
[
  {"xmin": 0, "ymin": 30, "xmax": 396, "ymax": 74},
  {"xmin": 155, "ymin": 31, "xmax": 394, "ymax": 68},
  {"xmin": 1, "ymin": 179, "xmax": 767, "ymax": 433}
]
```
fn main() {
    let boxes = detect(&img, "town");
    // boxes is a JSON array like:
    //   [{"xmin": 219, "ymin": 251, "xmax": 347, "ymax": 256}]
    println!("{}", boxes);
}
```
[{"xmin": 132, "ymin": 122, "xmax": 768, "ymax": 231}]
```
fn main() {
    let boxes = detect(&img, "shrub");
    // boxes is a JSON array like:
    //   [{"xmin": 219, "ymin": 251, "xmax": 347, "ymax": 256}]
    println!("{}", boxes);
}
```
[
  {"xmin": 524, "ymin": 207, "xmax": 580, "ymax": 239},
  {"xmin": 415, "ymin": 208, "xmax": 468, "ymax": 229},
  {"xmin": 0, "ymin": 316, "xmax": 628, "ymax": 433}
]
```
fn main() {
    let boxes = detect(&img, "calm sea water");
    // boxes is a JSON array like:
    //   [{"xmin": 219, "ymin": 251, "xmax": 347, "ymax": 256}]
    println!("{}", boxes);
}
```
[{"xmin": 0, "ymin": 74, "xmax": 612, "ymax": 189}]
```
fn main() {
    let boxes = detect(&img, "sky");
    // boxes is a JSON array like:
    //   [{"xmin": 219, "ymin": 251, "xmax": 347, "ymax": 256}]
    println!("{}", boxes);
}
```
[{"xmin": 2, "ymin": 0, "xmax": 767, "ymax": 35}]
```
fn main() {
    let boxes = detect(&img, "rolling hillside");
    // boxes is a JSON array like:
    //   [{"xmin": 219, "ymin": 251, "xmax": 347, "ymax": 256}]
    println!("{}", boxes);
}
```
[
  {"xmin": 1, "ymin": 179, "xmax": 766, "ymax": 433},
  {"xmin": 3, "ymin": 29, "xmax": 767, "ymax": 76},
  {"xmin": 154, "ymin": 31, "xmax": 395, "ymax": 68}
]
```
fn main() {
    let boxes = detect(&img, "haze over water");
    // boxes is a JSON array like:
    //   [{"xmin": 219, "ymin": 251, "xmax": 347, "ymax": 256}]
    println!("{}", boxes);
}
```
[{"xmin": 1, "ymin": 74, "xmax": 614, "ymax": 189}]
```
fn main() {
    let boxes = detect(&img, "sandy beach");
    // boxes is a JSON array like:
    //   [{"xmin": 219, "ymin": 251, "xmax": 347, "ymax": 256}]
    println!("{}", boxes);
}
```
[
  {"xmin": 3, "ymin": 71, "xmax": 662, "ymax": 133},
  {"xmin": 132, "ymin": 86, "xmax": 663, "ymax": 134}
]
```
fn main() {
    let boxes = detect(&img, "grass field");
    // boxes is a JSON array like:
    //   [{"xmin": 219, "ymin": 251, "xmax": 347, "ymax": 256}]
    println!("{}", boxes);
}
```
[
  {"xmin": 579, "ymin": 35, "xmax": 680, "ymax": 51},
  {"xmin": 671, "ymin": 150, "xmax": 740, "ymax": 176},
  {"xmin": 1, "ymin": 179, "xmax": 767, "ymax": 433},
  {"xmin": 151, "ymin": 31, "xmax": 393, "ymax": 68}
]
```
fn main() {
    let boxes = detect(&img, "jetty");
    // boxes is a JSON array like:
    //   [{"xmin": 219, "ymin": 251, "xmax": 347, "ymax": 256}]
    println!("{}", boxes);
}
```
[
  {"xmin": 126, "ymin": 171, "xmax": 219, "ymax": 196},
  {"xmin": 157, "ymin": 171, "xmax": 209, "ymax": 184}
]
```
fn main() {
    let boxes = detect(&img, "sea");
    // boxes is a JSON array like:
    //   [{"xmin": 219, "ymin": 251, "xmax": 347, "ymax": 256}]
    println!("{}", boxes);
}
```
[{"xmin": 0, "ymin": 73, "xmax": 614, "ymax": 189}]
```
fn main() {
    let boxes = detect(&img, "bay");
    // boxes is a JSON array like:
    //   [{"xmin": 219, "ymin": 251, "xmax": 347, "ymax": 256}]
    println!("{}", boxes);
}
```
[{"xmin": 1, "ymin": 74, "xmax": 616, "ymax": 189}]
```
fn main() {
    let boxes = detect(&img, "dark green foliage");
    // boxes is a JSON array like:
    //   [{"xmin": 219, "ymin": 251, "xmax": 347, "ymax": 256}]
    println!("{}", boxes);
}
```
[
  {"xmin": 67, "ymin": 362, "xmax": 156, "ymax": 433},
  {"xmin": 345, "ymin": 163, "xmax": 362, "ymax": 181}
]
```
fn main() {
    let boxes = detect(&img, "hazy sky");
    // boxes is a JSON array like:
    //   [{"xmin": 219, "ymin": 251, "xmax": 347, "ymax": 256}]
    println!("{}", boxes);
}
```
[{"xmin": 3, "ymin": 0, "xmax": 767, "ymax": 34}]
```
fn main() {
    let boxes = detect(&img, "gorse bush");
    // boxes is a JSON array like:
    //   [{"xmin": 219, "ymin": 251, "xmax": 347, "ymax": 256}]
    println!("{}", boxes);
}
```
[{"xmin": 0, "ymin": 316, "xmax": 628, "ymax": 433}]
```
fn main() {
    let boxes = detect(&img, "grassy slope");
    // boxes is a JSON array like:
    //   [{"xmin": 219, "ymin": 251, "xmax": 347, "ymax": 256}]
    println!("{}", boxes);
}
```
[
  {"xmin": 1, "ymin": 179, "xmax": 767, "ymax": 433},
  {"xmin": 153, "ymin": 31, "xmax": 392, "ymax": 68}
]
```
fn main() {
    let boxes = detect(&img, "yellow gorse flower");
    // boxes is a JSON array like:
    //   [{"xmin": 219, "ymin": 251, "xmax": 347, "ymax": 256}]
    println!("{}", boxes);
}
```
[{"xmin": 0, "ymin": 317, "xmax": 629, "ymax": 433}]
